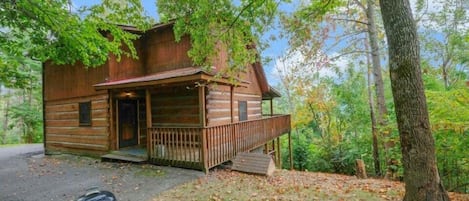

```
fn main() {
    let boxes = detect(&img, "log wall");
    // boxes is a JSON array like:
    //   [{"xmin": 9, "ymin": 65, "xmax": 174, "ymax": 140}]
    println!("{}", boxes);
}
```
[
  {"xmin": 206, "ymin": 64, "xmax": 263, "ymax": 126},
  {"xmin": 44, "ymin": 93, "xmax": 110, "ymax": 154},
  {"xmin": 151, "ymin": 85, "xmax": 201, "ymax": 127}
]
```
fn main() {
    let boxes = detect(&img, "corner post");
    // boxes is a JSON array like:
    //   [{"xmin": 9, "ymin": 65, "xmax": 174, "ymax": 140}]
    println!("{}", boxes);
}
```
[
  {"xmin": 145, "ymin": 89, "xmax": 152, "ymax": 161},
  {"xmin": 270, "ymin": 99, "xmax": 273, "ymax": 116},
  {"xmin": 201, "ymin": 128, "xmax": 208, "ymax": 173}
]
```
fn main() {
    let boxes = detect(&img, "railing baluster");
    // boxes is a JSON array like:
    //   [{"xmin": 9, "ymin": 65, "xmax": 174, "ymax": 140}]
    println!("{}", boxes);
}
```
[{"xmin": 147, "ymin": 115, "xmax": 291, "ymax": 170}]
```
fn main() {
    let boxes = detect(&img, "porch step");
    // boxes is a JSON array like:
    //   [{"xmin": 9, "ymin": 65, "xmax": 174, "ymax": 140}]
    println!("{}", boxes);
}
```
[
  {"xmin": 101, "ymin": 153, "xmax": 147, "ymax": 163},
  {"xmin": 231, "ymin": 152, "xmax": 276, "ymax": 176}
]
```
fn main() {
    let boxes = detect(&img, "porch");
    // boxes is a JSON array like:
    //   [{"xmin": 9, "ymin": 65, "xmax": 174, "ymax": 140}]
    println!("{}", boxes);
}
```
[{"xmin": 147, "ymin": 114, "xmax": 291, "ymax": 171}]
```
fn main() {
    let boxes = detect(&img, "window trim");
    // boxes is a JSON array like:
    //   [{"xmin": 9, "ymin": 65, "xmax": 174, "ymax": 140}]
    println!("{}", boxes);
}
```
[
  {"xmin": 79, "ymin": 101, "xmax": 92, "ymax": 126},
  {"xmin": 238, "ymin": 100, "xmax": 248, "ymax": 121}
]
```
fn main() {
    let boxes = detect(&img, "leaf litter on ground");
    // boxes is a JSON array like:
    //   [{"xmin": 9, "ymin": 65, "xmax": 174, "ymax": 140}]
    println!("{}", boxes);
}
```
[{"xmin": 153, "ymin": 169, "xmax": 469, "ymax": 201}]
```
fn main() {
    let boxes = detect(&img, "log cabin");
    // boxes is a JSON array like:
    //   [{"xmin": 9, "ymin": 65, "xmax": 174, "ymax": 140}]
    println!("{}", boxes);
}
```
[{"xmin": 43, "ymin": 22, "xmax": 291, "ymax": 171}]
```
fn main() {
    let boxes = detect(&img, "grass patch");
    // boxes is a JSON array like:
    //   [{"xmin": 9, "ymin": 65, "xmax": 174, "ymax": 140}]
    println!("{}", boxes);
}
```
[{"xmin": 135, "ymin": 167, "xmax": 165, "ymax": 177}]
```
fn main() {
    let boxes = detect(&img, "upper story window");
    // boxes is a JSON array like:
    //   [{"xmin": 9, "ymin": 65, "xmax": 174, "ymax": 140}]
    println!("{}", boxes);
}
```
[
  {"xmin": 79, "ymin": 102, "xmax": 91, "ymax": 126},
  {"xmin": 238, "ymin": 101, "xmax": 247, "ymax": 121}
]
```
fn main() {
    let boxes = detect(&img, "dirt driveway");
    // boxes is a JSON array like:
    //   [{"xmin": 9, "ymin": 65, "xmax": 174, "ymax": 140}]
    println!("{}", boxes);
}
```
[{"xmin": 0, "ymin": 144, "xmax": 203, "ymax": 201}]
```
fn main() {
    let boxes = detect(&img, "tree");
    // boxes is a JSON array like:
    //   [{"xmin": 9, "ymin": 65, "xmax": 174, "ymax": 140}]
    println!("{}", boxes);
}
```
[
  {"xmin": 379, "ymin": 0, "xmax": 450, "ymax": 200},
  {"xmin": 416, "ymin": 0, "xmax": 469, "ymax": 89},
  {"xmin": 280, "ymin": 0, "xmax": 395, "ymax": 176},
  {"xmin": 0, "ymin": 0, "xmax": 152, "ymax": 71},
  {"xmin": 157, "ymin": 0, "xmax": 280, "ymax": 74}
]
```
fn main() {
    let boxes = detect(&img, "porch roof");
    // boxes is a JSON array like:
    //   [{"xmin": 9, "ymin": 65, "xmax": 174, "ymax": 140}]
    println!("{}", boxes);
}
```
[
  {"xmin": 93, "ymin": 67, "xmax": 248, "ymax": 90},
  {"xmin": 262, "ymin": 86, "xmax": 281, "ymax": 100}
]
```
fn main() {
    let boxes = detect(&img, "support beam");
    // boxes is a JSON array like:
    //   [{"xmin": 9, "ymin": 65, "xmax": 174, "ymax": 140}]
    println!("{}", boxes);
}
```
[
  {"xmin": 199, "ymin": 85, "xmax": 206, "ymax": 127},
  {"xmin": 109, "ymin": 90, "xmax": 116, "ymax": 150},
  {"xmin": 145, "ymin": 89, "xmax": 152, "ymax": 160},
  {"xmin": 270, "ymin": 99, "xmax": 274, "ymax": 116},
  {"xmin": 230, "ymin": 86, "xmax": 234, "ymax": 123}
]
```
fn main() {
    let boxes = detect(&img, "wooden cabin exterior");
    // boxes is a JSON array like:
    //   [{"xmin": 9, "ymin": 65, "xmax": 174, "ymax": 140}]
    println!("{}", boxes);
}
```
[{"xmin": 43, "ymin": 23, "xmax": 291, "ymax": 171}]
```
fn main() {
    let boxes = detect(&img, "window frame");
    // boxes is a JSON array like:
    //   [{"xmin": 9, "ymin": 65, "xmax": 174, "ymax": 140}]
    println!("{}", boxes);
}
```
[
  {"xmin": 79, "ymin": 101, "xmax": 92, "ymax": 126},
  {"xmin": 238, "ymin": 100, "xmax": 248, "ymax": 121}
]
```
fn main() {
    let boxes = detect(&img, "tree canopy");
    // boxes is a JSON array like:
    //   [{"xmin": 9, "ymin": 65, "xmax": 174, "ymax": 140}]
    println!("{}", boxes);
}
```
[{"xmin": 0, "ymin": 0, "xmax": 153, "ymax": 80}]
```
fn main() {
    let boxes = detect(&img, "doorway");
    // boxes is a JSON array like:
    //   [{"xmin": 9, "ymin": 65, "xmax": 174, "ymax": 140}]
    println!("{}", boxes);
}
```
[{"xmin": 118, "ymin": 99, "xmax": 138, "ymax": 148}]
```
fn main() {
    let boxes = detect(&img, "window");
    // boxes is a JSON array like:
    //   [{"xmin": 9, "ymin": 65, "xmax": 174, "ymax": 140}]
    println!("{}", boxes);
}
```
[
  {"xmin": 238, "ymin": 101, "xmax": 247, "ymax": 121},
  {"xmin": 79, "ymin": 102, "xmax": 91, "ymax": 126}
]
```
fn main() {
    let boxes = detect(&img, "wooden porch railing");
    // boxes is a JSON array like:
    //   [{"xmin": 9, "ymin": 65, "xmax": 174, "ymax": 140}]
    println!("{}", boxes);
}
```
[{"xmin": 148, "ymin": 114, "xmax": 291, "ymax": 171}]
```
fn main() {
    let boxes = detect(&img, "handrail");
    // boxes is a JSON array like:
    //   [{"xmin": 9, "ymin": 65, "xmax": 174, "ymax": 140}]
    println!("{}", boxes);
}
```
[{"xmin": 148, "ymin": 114, "xmax": 291, "ymax": 171}]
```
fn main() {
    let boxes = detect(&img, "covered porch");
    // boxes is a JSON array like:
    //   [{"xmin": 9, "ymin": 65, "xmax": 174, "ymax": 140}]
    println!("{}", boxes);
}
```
[
  {"xmin": 148, "ymin": 114, "xmax": 291, "ymax": 171},
  {"xmin": 94, "ymin": 67, "xmax": 292, "ymax": 171}
]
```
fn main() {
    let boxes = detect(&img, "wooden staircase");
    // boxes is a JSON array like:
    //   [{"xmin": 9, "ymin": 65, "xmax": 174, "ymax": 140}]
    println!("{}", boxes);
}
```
[{"xmin": 231, "ymin": 152, "xmax": 276, "ymax": 176}]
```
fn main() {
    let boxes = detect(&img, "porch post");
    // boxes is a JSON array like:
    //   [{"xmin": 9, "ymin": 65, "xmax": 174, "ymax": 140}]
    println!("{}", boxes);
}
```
[
  {"xmin": 109, "ymin": 90, "xmax": 116, "ymax": 150},
  {"xmin": 145, "ymin": 89, "xmax": 152, "ymax": 160},
  {"xmin": 270, "ymin": 99, "xmax": 273, "ymax": 116},
  {"xmin": 230, "ymin": 86, "xmax": 234, "ymax": 123},
  {"xmin": 288, "ymin": 132, "xmax": 293, "ymax": 170},
  {"xmin": 199, "ymin": 85, "xmax": 206, "ymax": 127}
]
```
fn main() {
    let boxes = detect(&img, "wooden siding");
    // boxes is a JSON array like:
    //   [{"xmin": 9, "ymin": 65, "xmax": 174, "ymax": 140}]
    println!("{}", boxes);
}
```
[
  {"xmin": 206, "ymin": 64, "xmax": 263, "ymax": 126},
  {"xmin": 108, "ymin": 40, "xmax": 145, "ymax": 81},
  {"xmin": 151, "ymin": 85, "xmax": 201, "ymax": 127},
  {"xmin": 45, "ymin": 94, "xmax": 110, "ymax": 154},
  {"xmin": 206, "ymin": 85, "xmax": 232, "ymax": 126},
  {"xmin": 44, "ymin": 62, "xmax": 109, "ymax": 101},
  {"xmin": 144, "ymin": 26, "xmax": 193, "ymax": 74}
]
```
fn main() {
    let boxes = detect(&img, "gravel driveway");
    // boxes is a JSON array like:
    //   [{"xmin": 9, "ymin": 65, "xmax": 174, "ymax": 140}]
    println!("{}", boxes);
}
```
[{"xmin": 0, "ymin": 144, "xmax": 204, "ymax": 201}]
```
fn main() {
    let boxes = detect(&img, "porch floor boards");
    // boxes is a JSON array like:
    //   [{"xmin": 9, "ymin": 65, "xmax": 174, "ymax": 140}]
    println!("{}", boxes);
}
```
[{"xmin": 101, "ymin": 147, "xmax": 148, "ymax": 163}]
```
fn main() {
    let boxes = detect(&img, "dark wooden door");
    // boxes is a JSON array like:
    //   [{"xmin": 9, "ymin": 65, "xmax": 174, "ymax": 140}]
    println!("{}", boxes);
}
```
[{"xmin": 118, "ymin": 99, "xmax": 138, "ymax": 148}]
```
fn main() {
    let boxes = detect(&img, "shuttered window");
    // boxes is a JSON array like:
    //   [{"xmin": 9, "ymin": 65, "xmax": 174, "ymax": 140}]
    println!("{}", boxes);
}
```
[
  {"xmin": 79, "ymin": 102, "xmax": 91, "ymax": 126},
  {"xmin": 238, "ymin": 101, "xmax": 247, "ymax": 121}
]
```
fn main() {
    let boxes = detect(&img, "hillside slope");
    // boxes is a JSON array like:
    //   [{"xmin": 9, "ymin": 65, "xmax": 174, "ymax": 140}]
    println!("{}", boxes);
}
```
[{"xmin": 153, "ymin": 169, "xmax": 469, "ymax": 201}]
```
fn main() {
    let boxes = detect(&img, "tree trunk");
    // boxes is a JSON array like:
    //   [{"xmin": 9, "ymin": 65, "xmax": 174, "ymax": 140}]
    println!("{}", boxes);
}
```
[
  {"xmin": 1, "ymin": 91, "xmax": 9, "ymax": 144},
  {"xmin": 379, "ymin": 0, "xmax": 450, "ymax": 200},
  {"xmin": 366, "ymin": 0, "xmax": 393, "ymax": 178},
  {"xmin": 356, "ymin": 159, "xmax": 368, "ymax": 179},
  {"xmin": 366, "ymin": 40, "xmax": 381, "ymax": 176},
  {"xmin": 366, "ymin": 0, "xmax": 388, "ymax": 123}
]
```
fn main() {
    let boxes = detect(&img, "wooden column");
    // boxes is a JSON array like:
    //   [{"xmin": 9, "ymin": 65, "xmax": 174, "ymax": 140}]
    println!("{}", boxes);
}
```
[
  {"xmin": 230, "ymin": 86, "xmax": 234, "ymax": 123},
  {"xmin": 145, "ymin": 89, "xmax": 152, "ymax": 160},
  {"xmin": 288, "ymin": 132, "xmax": 293, "ymax": 170},
  {"xmin": 270, "ymin": 99, "xmax": 274, "ymax": 116},
  {"xmin": 199, "ymin": 86, "xmax": 206, "ymax": 127},
  {"xmin": 109, "ymin": 90, "xmax": 116, "ymax": 150},
  {"xmin": 199, "ymin": 86, "xmax": 207, "ymax": 172},
  {"xmin": 202, "ymin": 128, "xmax": 208, "ymax": 173}
]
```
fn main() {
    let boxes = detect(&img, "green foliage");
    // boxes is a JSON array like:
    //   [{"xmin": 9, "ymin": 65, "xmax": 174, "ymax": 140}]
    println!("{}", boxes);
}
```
[
  {"xmin": 0, "ymin": 0, "xmax": 153, "ymax": 69},
  {"xmin": 9, "ymin": 101, "xmax": 43, "ymax": 143},
  {"xmin": 157, "ymin": 0, "xmax": 282, "ymax": 74},
  {"xmin": 435, "ymin": 130, "xmax": 469, "ymax": 193}
]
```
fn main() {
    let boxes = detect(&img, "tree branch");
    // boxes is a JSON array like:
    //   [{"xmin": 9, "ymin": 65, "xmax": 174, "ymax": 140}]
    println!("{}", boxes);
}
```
[
  {"xmin": 329, "ymin": 50, "xmax": 370, "ymax": 61},
  {"xmin": 331, "ymin": 17, "xmax": 368, "ymax": 25}
]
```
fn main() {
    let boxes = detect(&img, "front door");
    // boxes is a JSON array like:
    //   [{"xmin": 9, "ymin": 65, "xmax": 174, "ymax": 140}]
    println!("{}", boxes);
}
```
[{"xmin": 118, "ymin": 99, "xmax": 138, "ymax": 148}]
